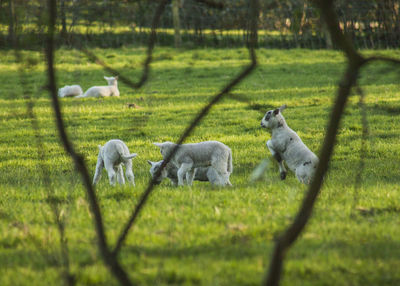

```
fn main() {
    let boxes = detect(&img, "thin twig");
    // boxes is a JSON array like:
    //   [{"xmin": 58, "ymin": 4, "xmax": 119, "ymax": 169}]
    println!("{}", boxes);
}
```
[
  {"xmin": 112, "ymin": 0, "xmax": 260, "ymax": 256},
  {"xmin": 263, "ymin": 1, "xmax": 400, "ymax": 285},
  {"xmin": 13, "ymin": 25, "xmax": 75, "ymax": 286},
  {"xmin": 264, "ymin": 1, "xmax": 364, "ymax": 285},
  {"xmin": 80, "ymin": 0, "xmax": 168, "ymax": 91},
  {"xmin": 44, "ymin": 0, "xmax": 132, "ymax": 285},
  {"xmin": 351, "ymin": 85, "xmax": 369, "ymax": 215}
]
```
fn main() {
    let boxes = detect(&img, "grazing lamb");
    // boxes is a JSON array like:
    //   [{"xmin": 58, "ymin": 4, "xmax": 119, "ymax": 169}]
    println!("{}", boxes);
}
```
[
  {"xmin": 76, "ymin": 76, "xmax": 119, "ymax": 98},
  {"xmin": 153, "ymin": 141, "xmax": 233, "ymax": 186},
  {"xmin": 260, "ymin": 105, "xmax": 319, "ymax": 184},
  {"xmin": 58, "ymin": 85, "xmax": 83, "ymax": 97},
  {"xmin": 92, "ymin": 139, "xmax": 137, "ymax": 186},
  {"xmin": 147, "ymin": 160, "xmax": 232, "ymax": 186}
]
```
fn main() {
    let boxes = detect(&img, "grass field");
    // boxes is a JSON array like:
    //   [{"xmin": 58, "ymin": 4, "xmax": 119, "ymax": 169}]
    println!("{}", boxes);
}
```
[{"xmin": 0, "ymin": 47, "xmax": 399, "ymax": 286}]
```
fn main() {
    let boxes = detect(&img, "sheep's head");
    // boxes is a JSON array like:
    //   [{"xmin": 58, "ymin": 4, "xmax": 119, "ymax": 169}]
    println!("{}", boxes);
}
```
[
  {"xmin": 104, "ymin": 76, "xmax": 118, "ymax": 86},
  {"xmin": 261, "ymin": 104, "xmax": 287, "ymax": 129},
  {"xmin": 147, "ymin": 160, "xmax": 168, "ymax": 185}
]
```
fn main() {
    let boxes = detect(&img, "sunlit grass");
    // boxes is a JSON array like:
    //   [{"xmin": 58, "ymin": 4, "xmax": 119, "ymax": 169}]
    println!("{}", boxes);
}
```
[{"xmin": 0, "ymin": 48, "xmax": 399, "ymax": 286}]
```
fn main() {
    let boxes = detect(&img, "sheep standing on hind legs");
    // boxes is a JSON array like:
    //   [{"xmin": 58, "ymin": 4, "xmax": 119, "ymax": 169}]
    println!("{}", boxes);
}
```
[
  {"xmin": 75, "ymin": 76, "xmax": 119, "ymax": 98},
  {"xmin": 92, "ymin": 139, "xmax": 137, "ymax": 186},
  {"xmin": 260, "ymin": 105, "xmax": 319, "ymax": 184},
  {"xmin": 153, "ymin": 141, "xmax": 233, "ymax": 187}
]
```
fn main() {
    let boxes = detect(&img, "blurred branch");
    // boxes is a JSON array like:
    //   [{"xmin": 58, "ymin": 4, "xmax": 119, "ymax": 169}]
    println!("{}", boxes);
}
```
[
  {"xmin": 351, "ymin": 85, "xmax": 369, "ymax": 214},
  {"xmin": 364, "ymin": 55, "xmax": 400, "ymax": 65},
  {"xmin": 112, "ymin": 0, "xmax": 260, "ymax": 256},
  {"xmin": 80, "ymin": 0, "xmax": 168, "ymax": 90},
  {"xmin": 12, "ymin": 18, "xmax": 75, "ymax": 286},
  {"xmin": 44, "ymin": 0, "xmax": 132, "ymax": 285},
  {"xmin": 263, "ymin": 1, "xmax": 400, "ymax": 285}
]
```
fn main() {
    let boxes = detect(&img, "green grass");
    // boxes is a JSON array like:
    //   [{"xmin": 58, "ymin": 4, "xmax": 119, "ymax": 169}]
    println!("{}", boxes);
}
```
[{"xmin": 0, "ymin": 47, "xmax": 400, "ymax": 286}]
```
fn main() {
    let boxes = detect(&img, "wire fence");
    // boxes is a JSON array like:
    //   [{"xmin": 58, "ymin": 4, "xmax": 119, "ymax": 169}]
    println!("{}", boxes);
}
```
[{"xmin": 2, "ymin": 0, "xmax": 400, "ymax": 49}]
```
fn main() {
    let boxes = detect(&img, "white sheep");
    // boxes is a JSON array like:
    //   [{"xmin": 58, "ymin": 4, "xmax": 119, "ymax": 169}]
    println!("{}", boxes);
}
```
[
  {"xmin": 147, "ymin": 160, "xmax": 232, "ymax": 186},
  {"xmin": 260, "ymin": 105, "xmax": 319, "ymax": 184},
  {"xmin": 92, "ymin": 139, "xmax": 137, "ymax": 186},
  {"xmin": 58, "ymin": 85, "xmax": 83, "ymax": 97},
  {"xmin": 153, "ymin": 141, "xmax": 233, "ymax": 186},
  {"xmin": 76, "ymin": 76, "xmax": 120, "ymax": 98}
]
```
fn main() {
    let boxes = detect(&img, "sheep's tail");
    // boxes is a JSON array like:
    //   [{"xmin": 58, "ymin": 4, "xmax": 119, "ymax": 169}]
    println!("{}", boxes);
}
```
[
  {"xmin": 115, "ymin": 144, "xmax": 137, "ymax": 160},
  {"xmin": 122, "ymin": 153, "xmax": 137, "ymax": 160},
  {"xmin": 98, "ymin": 145, "xmax": 102, "ymax": 151},
  {"xmin": 227, "ymin": 149, "xmax": 233, "ymax": 173}
]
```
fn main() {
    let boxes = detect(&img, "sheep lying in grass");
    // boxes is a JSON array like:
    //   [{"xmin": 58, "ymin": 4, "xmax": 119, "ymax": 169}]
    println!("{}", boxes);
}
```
[
  {"xmin": 92, "ymin": 139, "xmax": 137, "ymax": 186},
  {"xmin": 153, "ymin": 141, "xmax": 233, "ymax": 186},
  {"xmin": 58, "ymin": 85, "xmax": 83, "ymax": 97},
  {"xmin": 260, "ymin": 105, "xmax": 318, "ymax": 184},
  {"xmin": 147, "ymin": 160, "xmax": 232, "ymax": 186},
  {"xmin": 76, "ymin": 76, "xmax": 119, "ymax": 98}
]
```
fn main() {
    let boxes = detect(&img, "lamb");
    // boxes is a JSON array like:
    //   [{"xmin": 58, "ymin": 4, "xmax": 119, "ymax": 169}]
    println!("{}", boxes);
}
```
[
  {"xmin": 58, "ymin": 85, "xmax": 83, "ymax": 97},
  {"xmin": 92, "ymin": 139, "xmax": 137, "ymax": 186},
  {"xmin": 153, "ymin": 141, "xmax": 233, "ymax": 186},
  {"xmin": 76, "ymin": 76, "xmax": 119, "ymax": 98},
  {"xmin": 260, "ymin": 105, "xmax": 319, "ymax": 184},
  {"xmin": 147, "ymin": 160, "xmax": 232, "ymax": 186}
]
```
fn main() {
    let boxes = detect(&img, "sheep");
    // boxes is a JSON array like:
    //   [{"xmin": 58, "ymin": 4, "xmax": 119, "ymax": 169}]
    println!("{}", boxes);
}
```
[
  {"xmin": 58, "ymin": 85, "xmax": 83, "ymax": 97},
  {"xmin": 76, "ymin": 76, "xmax": 119, "ymax": 98},
  {"xmin": 260, "ymin": 105, "xmax": 319, "ymax": 184},
  {"xmin": 153, "ymin": 141, "xmax": 233, "ymax": 186},
  {"xmin": 147, "ymin": 160, "xmax": 232, "ymax": 186},
  {"xmin": 92, "ymin": 139, "xmax": 137, "ymax": 186}
]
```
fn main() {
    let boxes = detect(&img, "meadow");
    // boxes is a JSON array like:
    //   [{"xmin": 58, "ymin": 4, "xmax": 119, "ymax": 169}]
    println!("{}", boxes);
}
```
[{"xmin": 0, "ymin": 47, "xmax": 399, "ymax": 285}]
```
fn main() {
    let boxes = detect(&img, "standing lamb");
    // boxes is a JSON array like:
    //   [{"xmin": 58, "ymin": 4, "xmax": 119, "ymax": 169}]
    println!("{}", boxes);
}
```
[
  {"xmin": 153, "ymin": 141, "xmax": 233, "ymax": 186},
  {"xmin": 58, "ymin": 85, "xmax": 83, "ymax": 97},
  {"xmin": 260, "ymin": 105, "xmax": 318, "ymax": 184},
  {"xmin": 147, "ymin": 160, "xmax": 232, "ymax": 186},
  {"xmin": 92, "ymin": 139, "xmax": 137, "ymax": 186},
  {"xmin": 76, "ymin": 76, "xmax": 120, "ymax": 98}
]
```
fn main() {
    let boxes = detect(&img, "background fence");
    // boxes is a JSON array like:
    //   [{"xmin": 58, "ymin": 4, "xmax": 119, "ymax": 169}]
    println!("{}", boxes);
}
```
[{"xmin": 1, "ymin": 0, "xmax": 399, "ymax": 49}]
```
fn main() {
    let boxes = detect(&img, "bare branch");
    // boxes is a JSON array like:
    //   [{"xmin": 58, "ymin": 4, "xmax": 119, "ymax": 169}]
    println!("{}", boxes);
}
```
[
  {"xmin": 112, "ymin": 0, "xmax": 260, "ymax": 256},
  {"xmin": 364, "ymin": 55, "xmax": 400, "ymax": 66},
  {"xmin": 80, "ymin": 0, "xmax": 168, "ymax": 90},
  {"xmin": 44, "ymin": 0, "xmax": 132, "ymax": 285},
  {"xmin": 263, "ymin": 1, "xmax": 400, "ymax": 286}
]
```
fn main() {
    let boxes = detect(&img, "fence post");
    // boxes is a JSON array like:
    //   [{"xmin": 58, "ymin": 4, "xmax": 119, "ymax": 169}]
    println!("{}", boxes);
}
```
[{"xmin": 172, "ymin": 0, "xmax": 182, "ymax": 48}]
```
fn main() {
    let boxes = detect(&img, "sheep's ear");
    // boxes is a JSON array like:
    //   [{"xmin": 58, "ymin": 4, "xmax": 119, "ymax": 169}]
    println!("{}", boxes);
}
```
[
  {"xmin": 104, "ymin": 76, "xmax": 109, "ymax": 80},
  {"xmin": 273, "ymin": 108, "xmax": 280, "ymax": 115},
  {"xmin": 279, "ymin": 104, "xmax": 287, "ymax": 112},
  {"xmin": 153, "ymin": 142, "xmax": 163, "ymax": 148},
  {"xmin": 147, "ymin": 160, "xmax": 154, "ymax": 166}
]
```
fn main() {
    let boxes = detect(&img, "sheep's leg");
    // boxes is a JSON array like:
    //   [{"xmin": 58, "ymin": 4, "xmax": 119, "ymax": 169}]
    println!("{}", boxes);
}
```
[
  {"xmin": 207, "ymin": 167, "xmax": 224, "ymax": 186},
  {"xmin": 186, "ymin": 168, "xmax": 196, "ymax": 186},
  {"xmin": 177, "ymin": 163, "xmax": 193, "ymax": 186},
  {"xmin": 116, "ymin": 165, "xmax": 125, "ymax": 185},
  {"xmin": 92, "ymin": 157, "xmax": 104, "ymax": 185},
  {"xmin": 267, "ymin": 140, "xmax": 287, "ymax": 180},
  {"xmin": 104, "ymin": 160, "xmax": 117, "ymax": 186},
  {"xmin": 124, "ymin": 160, "xmax": 135, "ymax": 186}
]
